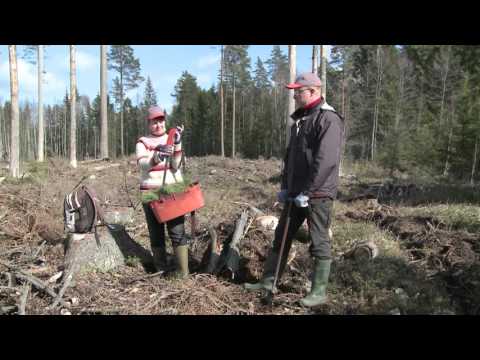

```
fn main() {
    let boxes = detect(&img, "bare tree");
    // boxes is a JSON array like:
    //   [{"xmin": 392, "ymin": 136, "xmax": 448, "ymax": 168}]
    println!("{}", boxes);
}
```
[
  {"xmin": 100, "ymin": 45, "xmax": 109, "ymax": 159},
  {"xmin": 371, "ymin": 45, "xmax": 383, "ymax": 161},
  {"xmin": 287, "ymin": 45, "xmax": 296, "ymax": 145},
  {"xmin": 471, "ymin": 136, "xmax": 478, "ymax": 185},
  {"xmin": 220, "ymin": 45, "xmax": 225, "ymax": 158},
  {"xmin": 9, "ymin": 45, "xmax": 20, "ymax": 178},
  {"xmin": 70, "ymin": 45, "xmax": 77, "ymax": 168},
  {"xmin": 320, "ymin": 45, "xmax": 327, "ymax": 100},
  {"xmin": 312, "ymin": 45, "xmax": 318, "ymax": 74},
  {"xmin": 36, "ymin": 45, "xmax": 45, "ymax": 162}
]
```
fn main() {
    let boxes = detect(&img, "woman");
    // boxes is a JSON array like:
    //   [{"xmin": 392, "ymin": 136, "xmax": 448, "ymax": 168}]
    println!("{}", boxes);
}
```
[{"xmin": 136, "ymin": 106, "xmax": 188, "ymax": 278}]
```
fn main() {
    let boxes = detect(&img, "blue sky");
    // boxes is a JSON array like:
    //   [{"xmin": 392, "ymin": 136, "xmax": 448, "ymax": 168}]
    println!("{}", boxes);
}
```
[{"xmin": 0, "ymin": 45, "xmax": 331, "ymax": 114}]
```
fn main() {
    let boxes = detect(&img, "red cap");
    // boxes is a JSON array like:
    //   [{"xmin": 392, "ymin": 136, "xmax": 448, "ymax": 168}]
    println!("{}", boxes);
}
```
[
  {"xmin": 148, "ymin": 106, "xmax": 166, "ymax": 121},
  {"xmin": 286, "ymin": 72, "xmax": 322, "ymax": 89}
]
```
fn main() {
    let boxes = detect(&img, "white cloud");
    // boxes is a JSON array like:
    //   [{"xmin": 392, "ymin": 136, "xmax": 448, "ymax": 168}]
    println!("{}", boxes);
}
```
[
  {"xmin": 76, "ymin": 50, "xmax": 98, "ymax": 70},
  {"xmin": 194, "ymin": 54, "xmax": 220, "ymax": 70}
]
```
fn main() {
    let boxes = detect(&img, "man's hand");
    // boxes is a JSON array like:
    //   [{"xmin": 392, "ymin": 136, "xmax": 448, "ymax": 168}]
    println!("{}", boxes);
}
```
[
  {"xmin": 277, "ymin": 189, "xmax": 289, "ymax": 204},
  {"xmin": 294, "ymin": 193, "xmax": 309, "ymax": 208},
  {"xmin": 174, "ymin": 125, "xmax": 184, "ymax": 145}
]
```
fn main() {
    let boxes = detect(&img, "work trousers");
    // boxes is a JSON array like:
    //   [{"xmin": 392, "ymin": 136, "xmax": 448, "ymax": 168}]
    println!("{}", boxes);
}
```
[
  {"xmin": 142, "ymin": 203, "xmax": 186, "ymax": 248},
  {"xmin": 272, "ymin": 198, "xmax": 334, "ymax": 260}
]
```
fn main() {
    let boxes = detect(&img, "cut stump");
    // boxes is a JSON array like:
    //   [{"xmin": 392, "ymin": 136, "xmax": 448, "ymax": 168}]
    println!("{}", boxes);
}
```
[{"xmin": 64, "ymin": 225, "xmax": 154, "ymax": 276}]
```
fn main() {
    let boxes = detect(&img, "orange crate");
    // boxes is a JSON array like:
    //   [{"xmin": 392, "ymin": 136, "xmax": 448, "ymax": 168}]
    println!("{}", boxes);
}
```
[{"xmin": 149, "ymin": 182, "xmax": 205, "ymax": 223}]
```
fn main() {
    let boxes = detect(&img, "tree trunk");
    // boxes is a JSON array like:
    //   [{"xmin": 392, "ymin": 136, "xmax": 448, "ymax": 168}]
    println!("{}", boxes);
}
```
[
  {"xmin": 439, "ymin": 45, "xmax": 452, "ymax": 126},
  {"xmin": 471, "ymin": 136, "xmax": 478, "ymax": 186},
  {"xmin": 9, "ymin": 45, "xmax": 20, "ymax": 178},
  {"xmin": 287, "ymin": 45, "xmax": 296, "ymax": 146},
  {"xmin": 100, "ymin": 45, "xmax": 109, "ymax": 160},
  {"xmin": 120, "ymin": 70, "xmax": 124, "ymax": 158},
  {"xmin": 320, "ymin": 45, "xmax": 327, "ymax": 101},
  {"xmin": 443, "ymin": 98, "xmax": 456, "ymax": 177},
  {"xmin": 312, "ymin": 45, "xmax": 318, "ymax": 74},
  {"xmin": 70, "ymin": 45, "xmax": 77, "ymax": 168},
  {"xmin": 220, "ymin": 45, "xmax": 225, "ymax": 158},
  {"xmin": 232, "ymin": 73, "xmax": 236, "ymax": 158},
  {"xmin": 37, "ymin": 45, "xmax": 45, "ymax": 162},
  {"xmin": 371, "ymin": 45, "xmax": 383, "ymax": 162}
]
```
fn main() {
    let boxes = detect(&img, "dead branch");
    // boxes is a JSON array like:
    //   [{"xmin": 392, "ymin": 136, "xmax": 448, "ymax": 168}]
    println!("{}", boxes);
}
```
[
  {"xmin": 205, "ymin": 226, "xmax": 220, "ymax": 273},
  {"xmin": 18, "ymin": 283, "xmax": 31, "ymax": 315},
  {"xmin": 231, "ymin": 201, "xmax": 265, "ymax": 217}
]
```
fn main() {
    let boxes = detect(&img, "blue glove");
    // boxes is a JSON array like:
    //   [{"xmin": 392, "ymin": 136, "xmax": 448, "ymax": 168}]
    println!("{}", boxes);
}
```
[
  {"xmin": 277, "ymin": 189, "xmax": 288, "ymax": 203},
  {"xmin": 294, "ymin": 193, "xmax": 309, "ymax": 208}
]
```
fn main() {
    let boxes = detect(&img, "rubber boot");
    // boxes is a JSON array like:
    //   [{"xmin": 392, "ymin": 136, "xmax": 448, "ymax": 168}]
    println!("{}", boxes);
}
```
[
  {"xmin": 170, "ymin": 245, "xmax": 189, "ymax": 279},
  {"xmin": 244, "ymin": 250, "xmax": 287, "ymax": 292},
  {"xmin": 151, "ymin": 246, "xmax": 168, "ymax": 272},
  {"xmin": 300, "ymin": 259, "xmax": 331, "ymax": 307}
]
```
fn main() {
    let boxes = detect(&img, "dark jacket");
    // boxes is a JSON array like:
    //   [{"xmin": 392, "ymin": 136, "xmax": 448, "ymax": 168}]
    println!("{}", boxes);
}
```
[{"xmin": 281, "ymin": 100, "xmax": 344, "ymax": 199}]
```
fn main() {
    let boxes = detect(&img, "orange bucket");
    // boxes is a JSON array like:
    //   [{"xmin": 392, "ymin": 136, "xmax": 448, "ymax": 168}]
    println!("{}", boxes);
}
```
[{"xmin": 149, "ymin": 182, "xmax": 205, "ymax": 223}]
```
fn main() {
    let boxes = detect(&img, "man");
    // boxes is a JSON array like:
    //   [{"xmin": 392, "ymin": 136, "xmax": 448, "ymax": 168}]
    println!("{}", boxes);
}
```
[
  {"xmin": 136, "ymin": 106, "xmax": 189, "ymax": 279},
  {"xmin": 244, "ymin": 73, "xmax": 344, "ymax": 307}
]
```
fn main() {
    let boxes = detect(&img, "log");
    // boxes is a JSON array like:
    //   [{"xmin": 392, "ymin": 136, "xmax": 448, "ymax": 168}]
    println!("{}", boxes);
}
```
[
  {"xmin": 215, "ymin": 210, "xmax": 249, "ymax": 279},
  {"xmin": 205, "ymin": 226, "xmax": 221, "ymax": 273},
  {"xmin": 345, "ymin": 240, "xmax": 379, "ymax": 261},
  {"xmin": 63, "ymin": 225, "xmax": 153, "ymax": 276}
]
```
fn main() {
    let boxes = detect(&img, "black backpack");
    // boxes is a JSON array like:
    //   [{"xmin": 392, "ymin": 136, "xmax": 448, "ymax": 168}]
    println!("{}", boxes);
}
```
[{"xmin": 64, "ymin": 185, "xmax": 105, "ymax": 233}]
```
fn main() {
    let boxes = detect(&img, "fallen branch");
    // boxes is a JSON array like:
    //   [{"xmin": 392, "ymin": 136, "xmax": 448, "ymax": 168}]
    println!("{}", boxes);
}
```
[
  {"xmin": 18, "ymin": 283, "xmax": 31, "ymax": 315},
  {"xmin": 49, "ymin": 271, "xmax": 75, "ymax": 309},
  {"xmin": 205, "ymin": 226, "xmax": 220, "ymax": 273},
  {"xmin": 13, "ymin": 272, "xmax": 66, "ymax": 306},
  {"xmin": 231, "ymin": 202, "xmax": 265, "ymax": 217}
]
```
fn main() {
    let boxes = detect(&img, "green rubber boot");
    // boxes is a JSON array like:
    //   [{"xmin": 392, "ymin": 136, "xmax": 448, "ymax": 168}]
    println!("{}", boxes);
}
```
[
  {"xmin": 244, "ymin": 250, "xmax": 287, "ymax": 292},
  {"xmin": 151, "ymin": 246, "xmax": 168, "ymax": 272},
  {"xmin": 169, "ymin": 245, "xmax": 189, "ymax": 279},
  {"xmin": 300, "ymin": 259, "xmax": 332, "ymax": 307}
]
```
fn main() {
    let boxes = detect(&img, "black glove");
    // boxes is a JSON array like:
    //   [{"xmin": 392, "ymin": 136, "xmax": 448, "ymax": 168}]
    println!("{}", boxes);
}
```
[{"xmin": 155, "ymin": 144, "xmax": 174, "ymax": 157}]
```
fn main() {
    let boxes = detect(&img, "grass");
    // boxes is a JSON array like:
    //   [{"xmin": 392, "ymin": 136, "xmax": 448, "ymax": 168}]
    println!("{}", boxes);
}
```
[{"xmin": 398, "ymin": 204, "xmax": 480, "ymax": 233}]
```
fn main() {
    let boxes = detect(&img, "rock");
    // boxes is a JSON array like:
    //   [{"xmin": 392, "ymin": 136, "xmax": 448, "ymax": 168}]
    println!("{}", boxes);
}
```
[
  {"xmin": 209, "ymin": 169, "xmax": 217, "ymax": 175},
  {"xmin": 89, "ymin": 175, "xmax": 96, "ymax": 180}
]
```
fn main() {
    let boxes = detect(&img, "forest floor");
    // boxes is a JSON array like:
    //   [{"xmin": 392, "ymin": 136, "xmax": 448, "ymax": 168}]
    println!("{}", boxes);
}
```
[{"xmin": 1, "ymin": 156, "xmax": 480, "ymax": 315}]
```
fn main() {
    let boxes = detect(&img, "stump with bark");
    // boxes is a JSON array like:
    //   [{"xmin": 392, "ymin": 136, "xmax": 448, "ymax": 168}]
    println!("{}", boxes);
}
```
[{"xmin": 63, "ymin": 225, "xmax": 154, "ymax": 277}]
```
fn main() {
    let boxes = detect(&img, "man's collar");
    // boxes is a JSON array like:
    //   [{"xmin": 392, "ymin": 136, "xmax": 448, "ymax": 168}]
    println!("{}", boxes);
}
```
[{"xmin": 304, "ymin": 97, "xmax": 323, "ymax": 110}]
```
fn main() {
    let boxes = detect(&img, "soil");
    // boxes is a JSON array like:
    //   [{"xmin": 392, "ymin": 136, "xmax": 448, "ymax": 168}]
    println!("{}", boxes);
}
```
[{"xmin": 1, "ymin": 155, "xmax": 479, "ymax": 315}]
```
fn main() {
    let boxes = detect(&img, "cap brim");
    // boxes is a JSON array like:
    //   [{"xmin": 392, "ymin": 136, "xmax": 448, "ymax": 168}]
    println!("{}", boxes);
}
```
[
  {"xmin": 148, "ymin": 116, "xmax": 166, "ymax": 121},
  {"xmin": 285, "ymin": 83, "xmax": 303, "ymax": 89}
]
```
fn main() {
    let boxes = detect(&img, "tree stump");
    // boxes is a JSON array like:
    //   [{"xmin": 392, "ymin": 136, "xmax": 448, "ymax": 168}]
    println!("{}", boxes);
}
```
[{"xmin": 64, "ymin": 225, "xmax": 154, "ymax": 276}]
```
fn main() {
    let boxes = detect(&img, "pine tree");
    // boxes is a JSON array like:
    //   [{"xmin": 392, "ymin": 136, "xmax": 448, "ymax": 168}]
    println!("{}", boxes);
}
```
[{"xmin": 108, "ymin": 45, "xmax": 144, "ymax": 157}]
